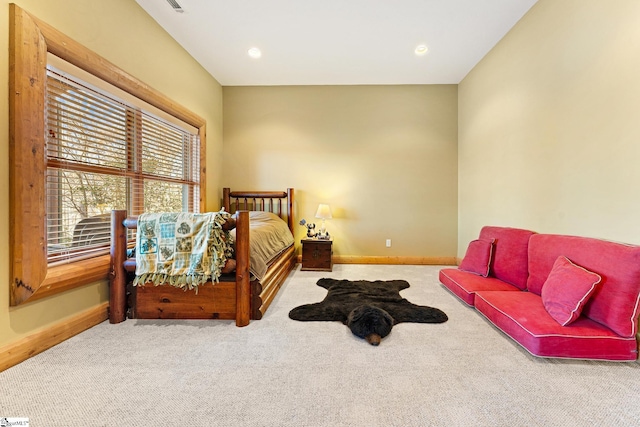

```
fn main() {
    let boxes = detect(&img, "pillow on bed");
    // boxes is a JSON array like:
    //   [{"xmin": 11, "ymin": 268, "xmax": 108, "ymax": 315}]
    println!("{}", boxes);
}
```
[
  {"xmin": 458, "ymin": 239, "xmax": 494, "ymax": 277},
  {"xmin": 541, "ymin": 256, "xmax": 602, "ymax": 326}
]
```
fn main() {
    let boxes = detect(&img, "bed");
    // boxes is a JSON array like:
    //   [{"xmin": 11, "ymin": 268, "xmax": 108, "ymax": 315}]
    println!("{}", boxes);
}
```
[{"xmin": 109, "ymin": 188, "xmax": 296, "ymax": 327}]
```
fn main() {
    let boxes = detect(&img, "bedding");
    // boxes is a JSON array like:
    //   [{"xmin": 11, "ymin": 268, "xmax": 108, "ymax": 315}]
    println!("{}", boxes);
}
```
[
  {"xmin": 133, "ymin": 211, "xmax": 233, "ymax": 289},
  {"xmin": 231, "ymin": 211, "xmax": 295, "ymax": 280}
]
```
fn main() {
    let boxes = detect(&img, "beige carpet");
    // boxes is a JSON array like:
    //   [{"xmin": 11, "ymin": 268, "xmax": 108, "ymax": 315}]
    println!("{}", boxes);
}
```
[{"xmin": 1, "ymin": 264, "xmax": 639, "ymax": 426}]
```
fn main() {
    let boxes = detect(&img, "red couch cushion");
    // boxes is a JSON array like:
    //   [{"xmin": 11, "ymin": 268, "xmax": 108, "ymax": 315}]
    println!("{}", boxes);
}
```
[
  {"xmin": 458, "ymin": 239, "xmax": 494, "ymax": 277},
  {"xmin": 528, "ymin": 234, "xmax": 640, "ymax": 338},
  {"xmin": 475, "ymin": 291, "xmax": 638, "ymax": 361},
  {"xmin": 439, "ymin": 268, "xmax": 521, "ymax": 306},
  {"xmin": 479, "ymin": 226, "xmax": 536, "ymax": 290},
  {"xmin": 541, "ymin": 256, "xmax": 602, "ymax": 326}
]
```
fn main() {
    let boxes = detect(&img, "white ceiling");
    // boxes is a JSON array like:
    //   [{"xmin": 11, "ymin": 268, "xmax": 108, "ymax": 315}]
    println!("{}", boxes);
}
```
[{"xmin": 135, "ymin": 0, "xmax": 538, "ymax": 86}]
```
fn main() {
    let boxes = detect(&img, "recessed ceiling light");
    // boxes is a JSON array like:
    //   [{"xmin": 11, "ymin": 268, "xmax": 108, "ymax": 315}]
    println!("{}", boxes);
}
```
[
  {"xmin": 248, "ymin": 47, "xmax": 262, "ymax": 59},
  {"xmin": 415, "ymin": 44, "xmax": 429, "ymax": 56}
]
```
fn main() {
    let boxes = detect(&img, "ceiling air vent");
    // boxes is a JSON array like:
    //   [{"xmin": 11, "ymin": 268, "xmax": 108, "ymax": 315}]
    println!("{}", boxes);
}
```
[{"xmin": 166, "ymin": 0, "xmax": 184, "ymax": 13}]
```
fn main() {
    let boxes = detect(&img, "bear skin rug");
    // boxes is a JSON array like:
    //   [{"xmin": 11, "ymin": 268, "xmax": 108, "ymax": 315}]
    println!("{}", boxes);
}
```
[{"xmin": 288, "ymin": 278, "xmax": 448, "ymax": 346}]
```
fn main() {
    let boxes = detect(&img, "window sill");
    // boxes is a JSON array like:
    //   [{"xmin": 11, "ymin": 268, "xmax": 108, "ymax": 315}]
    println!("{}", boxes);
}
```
[{"xmin": 24, "ymin": 255, "xmax": 111, "ymax": 304}]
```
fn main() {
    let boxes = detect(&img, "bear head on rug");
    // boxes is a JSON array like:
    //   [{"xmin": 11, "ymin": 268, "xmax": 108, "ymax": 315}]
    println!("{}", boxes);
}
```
[{"xmin": 346, "ymin": 305, "xmax": 394, "ymax": 346}]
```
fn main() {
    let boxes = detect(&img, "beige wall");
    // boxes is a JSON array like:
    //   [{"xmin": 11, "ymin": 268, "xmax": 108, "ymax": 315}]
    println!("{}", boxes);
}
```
[
  {"xmin": 0, "ymin": 0, "xmax": 223, "ymax": 347},
  {"xmin": 458, "ymin": 0, "xmax": 640, "ymax": 256},
  {"xmin": 223, "ymin": 85, "xmax": 458, "ymax": 259}
]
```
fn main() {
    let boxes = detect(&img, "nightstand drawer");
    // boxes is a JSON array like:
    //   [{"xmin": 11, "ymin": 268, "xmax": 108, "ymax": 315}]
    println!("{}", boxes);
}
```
[{"xmin": 301, "ymin": 239, "xmax": 333, "ymax": 271}]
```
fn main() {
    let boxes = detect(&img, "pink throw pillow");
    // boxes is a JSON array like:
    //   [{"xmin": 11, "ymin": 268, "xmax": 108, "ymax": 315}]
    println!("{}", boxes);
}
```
[
  {"xmin": 459, "ymin": 239, "xmax": 494, "ymax": 277},
  {"xmin": 541, "ymin": 256, "xmax": 602, "ymax": 326}
]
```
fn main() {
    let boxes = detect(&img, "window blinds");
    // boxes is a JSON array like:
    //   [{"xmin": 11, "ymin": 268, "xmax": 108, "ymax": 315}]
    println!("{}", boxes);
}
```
[{"xmin": 45, "ymin": 68, "xmax": 200, "ymax": 265}]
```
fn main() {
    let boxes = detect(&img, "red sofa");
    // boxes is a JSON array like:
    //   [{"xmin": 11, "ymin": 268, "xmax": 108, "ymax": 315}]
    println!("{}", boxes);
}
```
[{"xmin": 439, "ymin": 226, "xmax": 640, "ymax": 361}]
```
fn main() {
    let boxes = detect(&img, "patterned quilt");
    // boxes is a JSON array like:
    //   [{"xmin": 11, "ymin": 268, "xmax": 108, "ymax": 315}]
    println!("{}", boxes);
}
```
[{"xmin": 133, "ymin": 210, "xmax": 233, "ymax": 289}]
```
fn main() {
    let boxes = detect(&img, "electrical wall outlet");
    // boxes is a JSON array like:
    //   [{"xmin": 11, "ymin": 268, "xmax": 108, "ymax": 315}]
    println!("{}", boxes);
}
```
[{"xmin": 386, "ymin": 239, "xmax": 392, "ymax": 248}]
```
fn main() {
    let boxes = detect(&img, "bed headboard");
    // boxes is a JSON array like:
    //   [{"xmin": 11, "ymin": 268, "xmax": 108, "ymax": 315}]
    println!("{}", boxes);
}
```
[{"xmin": 222, "ymin": 188, "xmax": 294, "ymax": 233}]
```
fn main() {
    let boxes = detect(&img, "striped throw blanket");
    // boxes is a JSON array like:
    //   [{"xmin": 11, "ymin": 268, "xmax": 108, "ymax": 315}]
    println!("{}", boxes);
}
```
[{"xmin": 133, "ymin": 210, "xmax": 233, "ymax": 290}]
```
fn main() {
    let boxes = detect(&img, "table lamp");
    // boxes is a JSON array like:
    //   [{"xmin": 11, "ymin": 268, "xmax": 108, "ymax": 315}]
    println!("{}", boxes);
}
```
[{"xmin": 315, "ymin": 204, "xmax": 332, "ymax": 238}]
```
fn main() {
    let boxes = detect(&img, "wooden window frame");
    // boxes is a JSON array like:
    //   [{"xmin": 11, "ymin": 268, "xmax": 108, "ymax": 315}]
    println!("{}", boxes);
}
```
[{"xmin": 9, "ymin": 4, "xmax": 206, "ymax": 306}]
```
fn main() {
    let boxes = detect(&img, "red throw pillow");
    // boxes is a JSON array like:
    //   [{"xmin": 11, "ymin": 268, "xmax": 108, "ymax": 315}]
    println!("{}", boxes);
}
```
[
  {"xmin": 541, "ymin": 256, "xmax": 602, "ymax": 326},
  {"xmin": 458, "ymin": 239, "xmax": 494, "ymax": 277}
]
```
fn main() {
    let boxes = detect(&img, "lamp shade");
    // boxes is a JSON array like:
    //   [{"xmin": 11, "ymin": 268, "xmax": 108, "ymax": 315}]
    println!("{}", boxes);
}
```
[{"xmin": 315, "ymin": 204, "xmax": 332, "ymax": 219}]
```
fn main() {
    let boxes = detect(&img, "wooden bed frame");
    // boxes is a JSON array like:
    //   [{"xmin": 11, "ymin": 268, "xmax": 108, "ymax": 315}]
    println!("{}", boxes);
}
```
[{"xmin": 109, "ymin": 188, "xmax": 296, "ymax": 327}]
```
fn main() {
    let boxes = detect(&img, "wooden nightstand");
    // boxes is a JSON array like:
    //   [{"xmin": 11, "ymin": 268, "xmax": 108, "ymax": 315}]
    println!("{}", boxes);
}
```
[{"xmin": 301, "ymin": 238, "xmax": 333, "ymax": 272}]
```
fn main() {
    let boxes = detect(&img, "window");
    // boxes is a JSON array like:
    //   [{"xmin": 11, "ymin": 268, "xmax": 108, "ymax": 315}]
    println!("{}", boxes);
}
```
[
  {"xmin": 9, "ymin": 5, "xmax": 206, "ymax": 305},
  {"xmin": 45, "ymin": 66, "xmax": 200, "ymax": 266}
]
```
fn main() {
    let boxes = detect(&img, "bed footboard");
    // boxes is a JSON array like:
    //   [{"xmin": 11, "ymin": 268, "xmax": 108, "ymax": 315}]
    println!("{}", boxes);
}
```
[
  {"xmin": 108, "ymin": 210, "xmax": 253, "ymax": 327},
  {"xmin": 235, "ymin": 210, "xmax": 251, "ymax": 326},
  {"xmin": 109, "ymin": 209, "xmax": 127, "ymax": 324}
]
